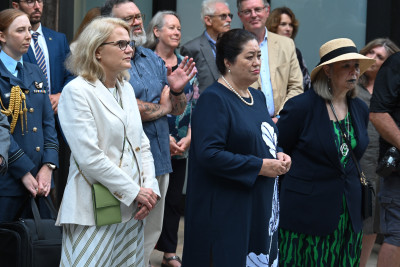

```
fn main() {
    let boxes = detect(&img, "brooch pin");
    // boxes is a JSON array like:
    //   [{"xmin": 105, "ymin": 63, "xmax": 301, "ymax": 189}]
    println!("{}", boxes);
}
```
[{"xmin": 34, "ymin": 81, "xmax": 43, "ymax": 89}]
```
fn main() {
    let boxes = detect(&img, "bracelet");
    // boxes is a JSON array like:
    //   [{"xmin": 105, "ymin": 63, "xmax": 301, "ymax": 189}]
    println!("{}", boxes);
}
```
[{"xmin": 170, "ymin": 89, "xmax": 184, "ymax": 96}]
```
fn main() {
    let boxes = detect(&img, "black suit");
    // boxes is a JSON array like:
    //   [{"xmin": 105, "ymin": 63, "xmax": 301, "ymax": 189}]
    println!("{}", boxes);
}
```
[{"xmin": 277, "ymin": 89, "xmax": 369, "ymax": 235}]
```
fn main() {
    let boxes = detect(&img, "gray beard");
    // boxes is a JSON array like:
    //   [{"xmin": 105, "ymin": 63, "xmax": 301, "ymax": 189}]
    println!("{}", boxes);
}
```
[{"xmin": 132, "ymin": 28, "xmax": 147, "ymax": 47}]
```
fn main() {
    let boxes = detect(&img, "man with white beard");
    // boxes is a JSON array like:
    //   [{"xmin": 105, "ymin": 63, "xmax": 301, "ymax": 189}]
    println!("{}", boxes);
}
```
[{"xmin": 101, "ymin": 1, "xmax": 196, "ymax": 266}]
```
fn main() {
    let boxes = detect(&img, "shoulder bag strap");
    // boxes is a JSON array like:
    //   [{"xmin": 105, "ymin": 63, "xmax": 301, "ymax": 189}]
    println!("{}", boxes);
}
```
[{"xmin": 329, "ymin": 100, "xmax": 368, "ymax": 186}]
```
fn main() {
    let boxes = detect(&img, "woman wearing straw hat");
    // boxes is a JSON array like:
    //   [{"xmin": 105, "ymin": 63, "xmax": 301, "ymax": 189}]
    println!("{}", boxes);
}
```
[{"xmin": 276, "ymin": 38, "xmax": 375, "ymax": 266}]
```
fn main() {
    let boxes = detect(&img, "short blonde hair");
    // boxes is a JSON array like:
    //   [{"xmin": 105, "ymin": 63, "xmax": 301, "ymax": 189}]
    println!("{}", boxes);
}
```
[
  {"xmin": 313, "ymin": 64, "xmax": 357, "ymax": 101},
  {"xmin": 66, "ymin": 17, "xmax": 130, "ymax": 83}
]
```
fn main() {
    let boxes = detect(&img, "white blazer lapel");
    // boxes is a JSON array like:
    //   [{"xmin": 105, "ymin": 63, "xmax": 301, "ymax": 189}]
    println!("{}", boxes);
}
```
[{"xmin": 93, "ymin": 79, "xmax": 127, "ymax": 125}]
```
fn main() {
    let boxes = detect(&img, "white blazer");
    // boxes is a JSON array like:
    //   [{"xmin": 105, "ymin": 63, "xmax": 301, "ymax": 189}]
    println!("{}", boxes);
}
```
[{"xmin": 56, "ymin": 76, "xmax": 160, "ymax": 226}]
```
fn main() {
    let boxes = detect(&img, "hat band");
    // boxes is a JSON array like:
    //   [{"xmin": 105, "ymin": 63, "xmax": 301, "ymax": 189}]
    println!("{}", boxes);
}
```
[{"xmin": 317, "ymin": 46, "xmax": 358, "ymax": 66}]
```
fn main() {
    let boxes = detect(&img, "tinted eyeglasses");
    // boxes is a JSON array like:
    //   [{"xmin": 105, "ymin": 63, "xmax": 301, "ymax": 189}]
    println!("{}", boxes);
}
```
[
  {"xmin": 19, "ymin": 0, "xmax": 43, "ymax": 6},
  {"xmin": 239, "ymin": 6, "xmax": 266, "ymax": 17},
  {"xmin": 100, "ymin": 40, "xmax": 135, "ymax": 51},
  {"xmin": 208, "ymin": 13, "xmax": 233, "ymax": 21}
]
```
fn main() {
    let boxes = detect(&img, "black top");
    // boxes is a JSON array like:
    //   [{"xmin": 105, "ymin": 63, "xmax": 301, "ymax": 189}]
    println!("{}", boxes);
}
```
[{"xmin": 370, "ymin": 52, "xmax": 400, "ymax": 159}]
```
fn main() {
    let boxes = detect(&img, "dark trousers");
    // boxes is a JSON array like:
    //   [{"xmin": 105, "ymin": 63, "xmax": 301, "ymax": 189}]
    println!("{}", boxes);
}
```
[
  {"xmin": 0, "ymin": 196, "xmax": 53, "ymax": 222},
  {"xmin": 53, "ymin": 120, "xmax": 70, "ymax": 209},
  {"xmin": 156, "ymin": 158, "xmax": 187, "ymax": 253}
]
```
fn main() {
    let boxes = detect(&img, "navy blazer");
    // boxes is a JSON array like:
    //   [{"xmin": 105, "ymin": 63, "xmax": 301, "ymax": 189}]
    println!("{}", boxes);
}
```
[
  {"xmin": 277, "ymin": 89, "xmax": 369, "ymax": 236},
  {"xmin": 23, "ymin": 26, "xmax": 74, "ymax": 94},
  {"xmin": 0, "ymin": 60, "xmax": 59, "ymax": 198}
]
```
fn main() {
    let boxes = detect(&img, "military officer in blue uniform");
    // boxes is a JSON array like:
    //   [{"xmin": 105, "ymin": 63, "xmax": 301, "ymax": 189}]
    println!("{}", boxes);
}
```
[{"xmin": 0, "ymin": 9, "xmax": 58, "ymax": 222}]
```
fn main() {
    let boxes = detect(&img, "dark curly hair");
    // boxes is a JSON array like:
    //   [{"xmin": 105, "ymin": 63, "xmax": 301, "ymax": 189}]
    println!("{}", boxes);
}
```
[{"xmin": 101, "ymin": 0, "xmax": 134, "ymax": 16}]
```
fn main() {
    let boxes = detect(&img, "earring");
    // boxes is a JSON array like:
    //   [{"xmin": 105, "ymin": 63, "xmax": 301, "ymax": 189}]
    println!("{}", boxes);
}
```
[
  {"xmin": 327, "ymin": 78, "xmax": 332, "ymax": 92},
  {"xmin": 228, "ymin": 68, "xmax": 231, "ymax": 73}
]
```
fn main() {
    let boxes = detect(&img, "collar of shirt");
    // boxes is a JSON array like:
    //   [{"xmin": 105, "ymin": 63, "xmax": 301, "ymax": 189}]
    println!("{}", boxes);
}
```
[
  {"xmin": 133, "ymin": 46, "xmax": 148, "ymax": 59},
  {"xmin": 204, "ymin": 30, "xmax": 216, "ymax": 46},
  {"xmin": 30, "ymin": 23, "xmax": 44, "ymax": 36},
  {"xmin": 204, "ymin": 31, "xmax": 217, "ymax": 57},
  {"xmin": 261, "ymin": 27, "xmax": 268, "ymax": 45},
  {"xmin": 0, "ymin": 50, "xmax": 23, "ymax": 77}
]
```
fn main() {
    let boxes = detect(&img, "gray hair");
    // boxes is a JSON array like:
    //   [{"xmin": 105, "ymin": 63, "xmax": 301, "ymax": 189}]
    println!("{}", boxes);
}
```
[
  {"xmin": 201, "ymin": 0, "xmax": 229, "ymax": 21},
  {"xmin": 312, "ymin": 65, "xmax": 357, "ymax": 101},
  {"xmin": 237, "ymin": 0, "xmax": 269, "ymax": 11},
  {"xmin": 144, "ymin": 11, "xmax": 180, "ymax": 51},
  {"xmin": 358, "ymin": 38, "xmax": 400, "ymax": 87},
  {"xmin": 65, "ymin": 17, "xmax": 130, "ymax": 83}
]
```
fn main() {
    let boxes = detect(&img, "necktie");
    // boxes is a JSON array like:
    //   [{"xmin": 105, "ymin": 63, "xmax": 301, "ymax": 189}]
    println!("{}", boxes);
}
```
[
  {"xmin": 16, "ymin": 62, "xmax": 24, "ymax": 81},
  {"xmin": 32, "ymin": 32, "xmax": 48, "ymax": 85}
]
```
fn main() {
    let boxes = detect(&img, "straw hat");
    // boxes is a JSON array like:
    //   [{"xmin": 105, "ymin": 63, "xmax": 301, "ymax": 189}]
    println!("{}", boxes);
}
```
[{"xmin": 310, "ymin": 38, "xmax": 375, "ymax": 81}]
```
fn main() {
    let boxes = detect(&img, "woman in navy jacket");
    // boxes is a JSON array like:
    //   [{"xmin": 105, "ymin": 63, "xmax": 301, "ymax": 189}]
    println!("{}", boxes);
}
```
[
  {"xmin": 277, "ymin": 38, "xmax": 375, "ymax": 266},
  {"xmin": 0, "ymin": 9, "xmax": 58, "ymax": 222}
]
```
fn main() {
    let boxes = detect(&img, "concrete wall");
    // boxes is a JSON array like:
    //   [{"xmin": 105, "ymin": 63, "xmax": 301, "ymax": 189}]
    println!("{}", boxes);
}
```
[{"xmin": 271, "ymin": 0, "xmax": 367, "ymax": 70}]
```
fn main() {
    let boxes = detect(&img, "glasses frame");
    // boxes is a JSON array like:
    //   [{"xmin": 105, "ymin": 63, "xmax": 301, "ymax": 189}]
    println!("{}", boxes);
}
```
[
  {"xmin": 122, "ymin": 13, "xmax": 145, "ymax": 24},
  {"xmin": 100, "ymin": 40, "xmax": 135, "ymax": 51},
  {"xmin": 19, "ymin": 0, "xmax": 43, "ymax": 7},
  {"xmin": 207, "ymin": 13, "xmax": 233, "ymax": 21},
  {"xmin": 239, "ymin": 6, "xmax": 266, "ymax": 17}
]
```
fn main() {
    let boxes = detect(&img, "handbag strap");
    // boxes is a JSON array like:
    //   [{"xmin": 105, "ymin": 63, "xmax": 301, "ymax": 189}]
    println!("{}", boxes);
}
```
[
  {"xmin": 329, "ymin": 100, "xmax": 368, "ymax": 186},
  {"xmin": 74, "ymin": 127, "xmax": 129, "ymax": 186}
]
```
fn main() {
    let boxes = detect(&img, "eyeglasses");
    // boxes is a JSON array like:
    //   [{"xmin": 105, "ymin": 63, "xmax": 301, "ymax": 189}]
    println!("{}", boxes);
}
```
[
  {"xmin": 239, "ymin": 6, "xmax": 266, "ymax": 17},
  {"xmin": 207, "ymin": 13, "xmax": 233, "ymax": 21},
  {"xmin": 122, "ymin": 13, "xmax": 145, "ymax": 24},
  {"xmin": 19, "ymin": 0, "xmax": 43, "ymax": 6},
  {"xmin": 100, "ymin": 40, "xmax": 135, "ymax": 51}
]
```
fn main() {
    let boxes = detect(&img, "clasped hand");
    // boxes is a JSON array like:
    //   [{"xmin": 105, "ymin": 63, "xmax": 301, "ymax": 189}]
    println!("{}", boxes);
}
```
[
  {"xmin": 134, "ymin": 187, "xmax": 158, "ymax": 220},
  {"xmin": 259, "ymin": 152, "xmax": 292, "ymax": 177},
  {"xmin": 21, "ymin": 165, "xmax": 52, "ymax": 197}
]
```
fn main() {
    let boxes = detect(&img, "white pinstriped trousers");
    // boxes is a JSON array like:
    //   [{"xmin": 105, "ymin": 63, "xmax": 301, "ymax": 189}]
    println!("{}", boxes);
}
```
[{"xmin": 60, "ymin": 218, "xmax": 145, "ymax": 267}]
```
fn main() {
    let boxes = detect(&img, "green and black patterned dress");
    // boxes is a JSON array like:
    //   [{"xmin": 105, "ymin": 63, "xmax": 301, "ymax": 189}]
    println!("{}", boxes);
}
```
[{"xmin": 279, "ymin": 113, "xmax": 363, "ymax": 267}]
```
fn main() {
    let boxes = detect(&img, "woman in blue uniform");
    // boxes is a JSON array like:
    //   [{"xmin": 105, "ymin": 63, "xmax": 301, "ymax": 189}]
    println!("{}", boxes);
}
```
[{"xmin": 0, "ymin": 9, "xmax": 58, "ymax": 222}]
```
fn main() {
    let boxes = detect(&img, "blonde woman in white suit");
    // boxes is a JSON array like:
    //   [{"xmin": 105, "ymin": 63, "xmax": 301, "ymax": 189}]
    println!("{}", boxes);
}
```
[{"xmin": 56, "ymin": 17, "xmax": 160, "ymax": 267}]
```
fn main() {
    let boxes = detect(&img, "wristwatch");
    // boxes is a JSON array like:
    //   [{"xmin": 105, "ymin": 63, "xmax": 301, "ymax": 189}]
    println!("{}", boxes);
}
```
[{"xmin": 46, "ymin": 163, "xmax": 56, "ymax": 170}]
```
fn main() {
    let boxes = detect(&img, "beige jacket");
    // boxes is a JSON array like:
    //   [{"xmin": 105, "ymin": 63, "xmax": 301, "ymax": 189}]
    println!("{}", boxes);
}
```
[
  {"xmin": 251, "ymin": 31, "xmax": 303, "ymax": 116},
  {"xmin": 56, "ymin": 76, "xmax": 159, "ymax": 226}
]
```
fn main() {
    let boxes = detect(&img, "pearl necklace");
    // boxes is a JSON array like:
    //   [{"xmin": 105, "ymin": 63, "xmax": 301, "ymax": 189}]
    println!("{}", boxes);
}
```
[{"xmin": 221, "ymin": 76, "xmax": 254, "ymax": 106}]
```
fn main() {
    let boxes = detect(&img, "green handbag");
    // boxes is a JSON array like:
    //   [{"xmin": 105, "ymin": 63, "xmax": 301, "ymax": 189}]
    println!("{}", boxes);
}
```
[
  {"xmin": 91, "ymin": 183, "xmax": 121, "ymax": 226},
  {"xmin": 74, "ymin": 159, "xmax": 122, "ymax": 227}
]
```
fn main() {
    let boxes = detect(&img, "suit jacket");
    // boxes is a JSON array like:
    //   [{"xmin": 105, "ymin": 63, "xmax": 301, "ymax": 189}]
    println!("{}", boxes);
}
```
[
  {"xmin": 56, "ymin": 76, "xmax": 160, "ymax": 226},
  {"xmin": 251, "ymin": 31, "xmax": 303, "ymax": 116},
  {"xmin": 277, "ymin": 89, "xmax": 369, "ymax": 236},
  {"xmin": 23, "ymin": 26, "xmax": 74, "ymax": 94},
  {"xmin": 0, "ymin": 113, "xmax": 10, "ymax": 175},
  {"xmin": 0, "ymin": 60, "xmax": 59, "ymax": 197},
  {"xmin": 181, "ymin": 32, "xmax": 219, "ymax": 94}
]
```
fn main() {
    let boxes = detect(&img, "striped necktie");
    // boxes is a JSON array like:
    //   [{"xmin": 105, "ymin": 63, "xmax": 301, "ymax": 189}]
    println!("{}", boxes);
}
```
[{"xmin": 32, "ymin": 32, "xmax": 48, "ymax": 85}]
